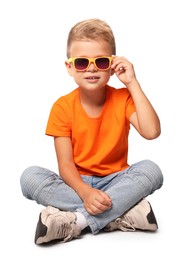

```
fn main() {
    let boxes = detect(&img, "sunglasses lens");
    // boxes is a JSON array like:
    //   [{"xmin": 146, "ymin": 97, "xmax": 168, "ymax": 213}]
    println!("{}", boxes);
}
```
[
  {"xmin": 74, "ymin": 58, "xmax": 89, "ymax": 70},
  {"xmin": 95, "ymin": 57, "xmax": 110, "ymax": 70}
]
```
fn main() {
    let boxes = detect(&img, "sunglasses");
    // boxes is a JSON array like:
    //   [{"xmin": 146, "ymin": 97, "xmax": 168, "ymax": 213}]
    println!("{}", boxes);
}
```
[{"xmin": 67, "ymin": 56, "xmax": 113, "ymax": 71}]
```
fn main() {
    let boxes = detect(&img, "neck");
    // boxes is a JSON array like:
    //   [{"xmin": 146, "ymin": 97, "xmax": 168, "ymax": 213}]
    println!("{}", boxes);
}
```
[{"xmin": 79, "ymin": 86, "xmax": 107, "ymax": 107}]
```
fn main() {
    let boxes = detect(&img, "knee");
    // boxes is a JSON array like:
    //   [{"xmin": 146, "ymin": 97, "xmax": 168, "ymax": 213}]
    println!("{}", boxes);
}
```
[
  {"xmin": 20, "ymin": 166, "xmax": 41, "ymax": 198},
  {"xmin": 140, "ymin": 159, "xmax": 164, "ymax": 190}
]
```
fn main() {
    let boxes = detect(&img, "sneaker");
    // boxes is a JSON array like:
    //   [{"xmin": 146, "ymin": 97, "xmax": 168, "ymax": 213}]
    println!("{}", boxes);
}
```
[
  {"xmin": 104, "ymin": 199, "xmax": 158, "ymax": 232},
  {"xmin": 34, "ymin": 206, "xmax": 81, "ymax": 245}
]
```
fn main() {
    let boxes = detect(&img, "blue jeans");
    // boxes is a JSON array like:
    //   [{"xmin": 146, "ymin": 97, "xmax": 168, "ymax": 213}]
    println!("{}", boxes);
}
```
[{"xmin": 20, "ymin": 159, "xmax": 163, "ymax": 234}]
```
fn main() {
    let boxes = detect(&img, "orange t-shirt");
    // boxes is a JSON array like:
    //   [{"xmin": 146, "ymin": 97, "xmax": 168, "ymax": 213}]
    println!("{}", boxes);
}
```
[{"xmin": 46, "ymin": 85, "xmax": 135, "ymax": 176}]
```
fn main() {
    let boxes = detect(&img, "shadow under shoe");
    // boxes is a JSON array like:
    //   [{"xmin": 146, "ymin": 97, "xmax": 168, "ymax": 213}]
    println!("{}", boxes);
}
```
[{"xmin": 104, "ymin": 199, "xmax": 158, "ymax": 232}]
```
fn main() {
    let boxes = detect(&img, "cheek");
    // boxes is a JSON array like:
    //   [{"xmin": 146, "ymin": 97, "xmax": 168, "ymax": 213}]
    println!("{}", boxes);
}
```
[
  {"xmin": 102, "ymin": 71, "xmax": 112, "ymax": 82},
  {"xmin": 72, "ymin": 73, "xmax": 83, "ymax": 85}
]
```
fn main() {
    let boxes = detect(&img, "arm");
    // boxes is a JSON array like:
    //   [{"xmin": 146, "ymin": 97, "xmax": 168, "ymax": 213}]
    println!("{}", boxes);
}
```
[
  {"xmin": 112, "ymin": 56, "xmax": 161, "ymax": 139},
  {"xmin": 54, "ymin": 136, "xmax": 112, "ymax": 215}
]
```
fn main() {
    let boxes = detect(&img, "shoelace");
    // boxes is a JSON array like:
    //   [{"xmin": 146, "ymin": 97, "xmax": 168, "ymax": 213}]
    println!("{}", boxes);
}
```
[
  {"xmin": 115, "ymin": 215, "xmax": 136, "ymax": 231},
  {"xmin": 56, "ymin": 220, "xmax": 78, "ymax": 242}
]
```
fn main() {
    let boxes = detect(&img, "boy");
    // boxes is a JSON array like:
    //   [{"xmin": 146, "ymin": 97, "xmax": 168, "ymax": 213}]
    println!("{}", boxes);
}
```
[{"xmin": 20, "ymin": 18, "xmax": 163, "ymax": 245}]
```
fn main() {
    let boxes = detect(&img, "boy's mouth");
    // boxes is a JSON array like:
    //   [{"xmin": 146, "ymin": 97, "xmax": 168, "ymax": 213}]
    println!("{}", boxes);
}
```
[{"xmin": 85, "ymin": 76, "xmax": 100, "ymax": 80}]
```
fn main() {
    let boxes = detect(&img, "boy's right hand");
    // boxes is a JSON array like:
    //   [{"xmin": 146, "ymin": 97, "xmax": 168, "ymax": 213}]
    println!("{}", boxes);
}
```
[{"xmin": 80, "ymin": 185, "xmax": 112, "ymax": 215}]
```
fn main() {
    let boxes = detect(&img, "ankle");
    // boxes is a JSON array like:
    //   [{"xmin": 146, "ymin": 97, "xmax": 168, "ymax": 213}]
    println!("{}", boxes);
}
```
[{"xmin": 74, "ymin": 212, "xmax": 88, "ymax": 230}]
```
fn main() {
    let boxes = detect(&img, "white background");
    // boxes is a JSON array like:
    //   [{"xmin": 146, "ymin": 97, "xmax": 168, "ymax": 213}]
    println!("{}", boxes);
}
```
[{"xmin": 0, "ymin": 0, "xmax": 180, "ymax": 259}]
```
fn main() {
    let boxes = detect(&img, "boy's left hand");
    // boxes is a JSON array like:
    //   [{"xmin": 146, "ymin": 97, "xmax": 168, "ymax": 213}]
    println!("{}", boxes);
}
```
[{"xmin": 111, "ymin": 56, "xmax": 137, "ymax": 87}]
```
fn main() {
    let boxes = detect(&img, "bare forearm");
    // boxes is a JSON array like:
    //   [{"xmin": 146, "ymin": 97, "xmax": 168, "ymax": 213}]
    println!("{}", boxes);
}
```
[
  {"xmin": 54, "ymin": 136, "xmax": 111, "ymax": 215},
  {"xmin": 128, "ymin": 80, "xmax": 161, "ymax": 139},
  {"xmin": 59, "ymin": 162, "xmax": 112, "ymax": 215},
  {"xmin": 58, "ymin": 162, "xmax": 89, "ymax": 198},
  {"xmin": 112, "ymin": 56, "xmax": 161, "ymax": 139}
]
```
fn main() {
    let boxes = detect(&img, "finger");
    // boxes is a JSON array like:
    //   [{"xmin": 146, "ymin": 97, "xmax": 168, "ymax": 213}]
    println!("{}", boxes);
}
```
[
  {"xmin": 94, "ymin": 199, "xmax": 112, "ymax": 212},
  {"xmin": 99, "ymin": 196, "xmax": 112, "ymax": 207},
  {"xmin": 86, "ymin": 205, "xmax": 103, "ymax": 215},
  {"xmin": 119, "ymin": 56, "xmax": 129, "ymax": 61},
  {"xmin": 98, "ymin": 192, "xmax": 112, "ymax": 205},
  {"xmin": 112, "ymin": 61, "xmax": 127, "ymax": 72}
]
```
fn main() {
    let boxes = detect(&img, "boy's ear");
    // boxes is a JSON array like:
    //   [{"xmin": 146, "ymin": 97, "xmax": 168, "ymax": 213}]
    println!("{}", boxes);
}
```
[{"xmin": 65, "ymin": 61, "xmax": 74, "ymax": 76}]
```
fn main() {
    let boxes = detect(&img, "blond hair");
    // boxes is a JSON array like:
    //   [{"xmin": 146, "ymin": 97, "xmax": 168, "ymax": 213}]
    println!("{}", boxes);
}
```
[{"xmin": 66, "ymin": 18, "xmax": 116, "ymax": 58}]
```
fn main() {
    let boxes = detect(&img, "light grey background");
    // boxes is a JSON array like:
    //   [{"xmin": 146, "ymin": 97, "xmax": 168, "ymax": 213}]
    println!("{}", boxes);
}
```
[{"xmin": 0, "ymin": 0, "xmax": 180, "ymax": 259}]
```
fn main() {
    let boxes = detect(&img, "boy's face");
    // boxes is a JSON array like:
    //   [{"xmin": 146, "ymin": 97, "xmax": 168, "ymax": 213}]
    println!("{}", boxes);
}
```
[{"xmin": 65, "ymin": 40, "xmax": 114, "ymax": 91}]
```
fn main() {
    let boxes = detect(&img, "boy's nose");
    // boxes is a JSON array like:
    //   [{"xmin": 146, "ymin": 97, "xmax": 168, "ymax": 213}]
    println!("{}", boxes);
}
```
[{"xmin": 87, "ymin": 62, "xmax": 98, "ymax": 71}]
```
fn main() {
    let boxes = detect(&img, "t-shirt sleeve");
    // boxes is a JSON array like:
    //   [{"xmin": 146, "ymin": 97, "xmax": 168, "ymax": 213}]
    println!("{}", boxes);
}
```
[{"xmin": 45, "ymin": 101, "xmax": 71, "ymax": 137}]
